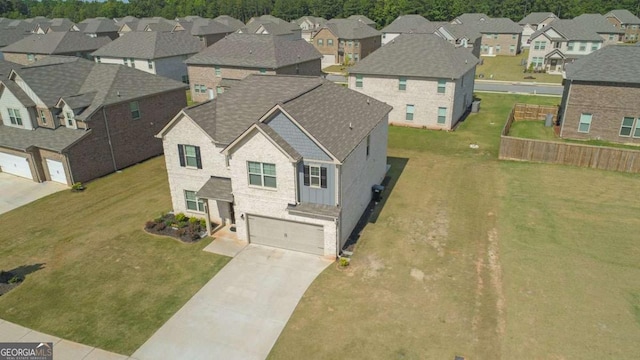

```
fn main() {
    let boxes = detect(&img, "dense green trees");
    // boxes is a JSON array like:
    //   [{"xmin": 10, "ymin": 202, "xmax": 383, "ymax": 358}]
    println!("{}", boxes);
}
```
[{"xmin": 0, "ymin": 0, "xmax": 637, "ymax": 26}]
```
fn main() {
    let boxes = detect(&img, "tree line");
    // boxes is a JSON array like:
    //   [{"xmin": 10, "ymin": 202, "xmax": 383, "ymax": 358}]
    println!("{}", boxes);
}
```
[{"xmin": 0, "ymin": 0, "xmax": 638, "ymax": 27}]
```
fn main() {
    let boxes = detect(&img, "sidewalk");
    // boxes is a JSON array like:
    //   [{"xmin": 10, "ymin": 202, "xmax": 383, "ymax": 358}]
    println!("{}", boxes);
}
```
[
  {"xmin": 476, "ymin": 79, "xmax": 563, "ymax": 86},
  {"xmin": 0, "ymin": 319, "xmax": 132, "ymax": 360}
]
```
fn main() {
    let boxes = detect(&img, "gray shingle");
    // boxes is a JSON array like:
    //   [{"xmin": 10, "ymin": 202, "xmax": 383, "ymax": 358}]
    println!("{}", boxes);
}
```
[
  {"xmin": 605, "ymin": 9, "xmax": 640, "ymax": 25},
  {"xmin": 531, "ymin": 19, "xmax": 603, "ymax": 41},
  {"xmin": 519, "ymin": 12, "xmax": 557, "ymax": 25},
  {"xmin": 565, "ymin": 45, "xmax": 640, "ymax": 84},
  {"xmin": 196, "ymin": 176, "xmax": 234, "ymax": 202},
  {"xmin": 324, "ymin": 19, "xmax": 381, "ymax": 39},
  {"xmin": 239, "ymin": 17, "xmax": 300, "ymax": 36},
  {"xmin": 347, "ymin": 15, "xmax": 376, "ymax": 26},
  {"xmin": 185, "ymin": 33, "xmax": 320, "ymax": 69},
  {"xmin": 91, "ymin": 31, "xmax": 202, "ymax": 59},
  {"xmin": 573, "ymin": 14, "xmax": 624, "ymax": 34},
  {"xmin": 0, "ymin": 125, "xmax": 89, "ymax": 152},
  {"xmin": 76, "ymin": 17, "xmax": 119, "ymax": 34},
  {"xmin": 293, "ymin": 16, "xmax": 327, "ymax": 27},
  {"xmin": 213, "ymin": 15, "xmax": 245, "ymax": 31},
  {"xmin": 349, "ymin": 33, "xmax": 478, "ymax": 79},
  {"xmin": 381, "ymin": 15, "xmax": 430, "ymax": 33},
  {"xmin": 2, "ymin": 32, "xmax": 111, "ymax": 55}
]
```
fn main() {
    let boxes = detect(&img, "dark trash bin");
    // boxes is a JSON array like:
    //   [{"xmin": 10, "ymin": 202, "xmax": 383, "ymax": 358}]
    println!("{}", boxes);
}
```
[{"xmin": 372, "ymin": 184, "xmax": 385, "ymax": 202}]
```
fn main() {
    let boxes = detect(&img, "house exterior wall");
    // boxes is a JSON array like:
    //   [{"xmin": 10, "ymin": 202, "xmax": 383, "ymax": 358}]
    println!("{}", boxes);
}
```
[
  {"xmin": 560, "ymin": 81, "xmax": 640, "ymax": 144},
  {"xmin": 0, "ymin": 87, "xmax": 35, "ymax": 129},
  {"xmin": 338, "ymin": 118, "xmax": 387, "ymax": 247},
  {"xmin": 606, "ymin": 16, "xmax": 640, "ymax": 42},
  {"xmin": 187, "ymin": 65, "xmax": 276, "ymax": 102},
  {"xmin": 312, "ymin": 28, "xmax": 339, "ymax": 57},
  {"xmin": 312, "ymin": 28, "xmax": 380, "ymax": 63},
  {"xmin": 382, "ymin": 32, "xmax": 401, "ymax": 45},
  {"xmin": 38, "ymin": 148, "xmax": 71, "ymax": 184},
  {"xmin": 297, "ymin": 161, "xmax": 336, "ymax": 206},
  {"xmin": 452, "ymin": 68, "xmax": 476, "ymax": 124},
  {"xmin": 527, "ymin": 33, "xmax": 603, "ymax": 70},
  {"xmin": 480, "ymin": 33, "xmax": 521, "ymax": 56},
  {"xmin": 266, "ymin": 112, "xmax": 332, "ymax": 160},
  {"xmin": 162, "ymin": 115, "xmax": 230, "ymax": 222},
  {"xmin": 154, "ymin": 55, "xmax": 193, "ymax": 82},
  {"xmin": 348, "ymin": 72, "xmax": 473, "ymax": 130},
  {"xmin": 3, "ymin": 53, "xmax": 49, "ymax": 65}
]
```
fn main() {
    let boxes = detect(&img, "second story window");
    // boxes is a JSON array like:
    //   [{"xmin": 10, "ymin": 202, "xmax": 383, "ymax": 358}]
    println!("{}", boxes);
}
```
[
  {"xmin": 579, "ymin": 42, "xmax": 586, "ymax": 51},
  {"xmin": 248, "ymin": 161, "xmax": 276, "ymax": 188},
  {"xmin": 194, "ymin": 84, "xmax": 206, "ymax": 93},
  {"xmin": 8, "ymin": 108, "xmax": 23, "ymax": 126},
  {"xmin": 355, "ymin": 74, "xmax": 363, "ymax": 88},
  {"xmin": 148, "ymin": 60, "xmax": 153, "ymax": 70},
  {"xmin": 178, "ymin": 144, "xmax": 202, "ymax": 169},
  {"xmin": 39, "ymin": 109, "xmax": 47, "ymax": 124},
  {"xmin": 66, "ymin": 111, "xmax": 74, "ymax": 127},
  {"xmin": 27, "ymin": 53, "xmax": 35, "ymax": 62},
  {"xmin": 130, "ymin": 101, "xmax": 140, "ymax": 119},
  {"xmin": 327, "ymin": 39, "xmax": 333, "ymax": 46},
  {"xmin": 123, "ymin": 58, "xmax": 127, "ymax": 65},
  {"xmin": 130, "ymin": 58, "xmax": 135, "ymax": 68},
  {"xmin": 96, "ymin": 56, "xmax": 101, "ymax": 63},
  {"xmin": 317, "ymin": 38, "xmax": 323, "ymax": 46},
  {"xmin": 259, "ymin": 68, "xmax": 266, "ymax": 74},
  {"xmin": 437, "ymin": 79, "xmax": 446, "ymax": 94},
  {"xmin": 215, "ymin": 66, "xmax": 221, "ymax": 77},
  {"xmin": 398, "ymin": 77, "xmax": 406, "ymax": 91}
]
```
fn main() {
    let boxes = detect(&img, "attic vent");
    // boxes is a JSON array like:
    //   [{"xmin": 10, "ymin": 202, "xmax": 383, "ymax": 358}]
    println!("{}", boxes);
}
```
[
  {"xmin": 249, "ymin": 50, "xmax": 253, "ymax": 54},
  {"xmin": 349, "ymin": 122, "xmax": 353, "ymax": 129},
  {"xmin": 117, "ymin": 91, "xmax": 121, "ymax": 97}
]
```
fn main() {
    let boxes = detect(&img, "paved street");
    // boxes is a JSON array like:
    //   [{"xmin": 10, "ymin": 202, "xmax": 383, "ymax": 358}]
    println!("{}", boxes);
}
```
[{"xmin": 473, "ymin": 80, "xmax": 562, "ymax": 96}]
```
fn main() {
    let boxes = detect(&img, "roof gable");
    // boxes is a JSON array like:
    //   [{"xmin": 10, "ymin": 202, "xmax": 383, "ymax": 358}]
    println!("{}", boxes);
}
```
[{"xmin": 91, "ymin": 31, "xmax": 202, "ymax": 59}]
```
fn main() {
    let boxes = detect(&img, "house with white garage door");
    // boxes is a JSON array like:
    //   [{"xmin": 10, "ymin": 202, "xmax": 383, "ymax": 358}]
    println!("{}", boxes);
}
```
[
  {"xmin": 157, "ymin": 74, "xmax": 392, "ymax": 258},
  {"xmin": 0, "ymin": 56, "xmax": 187, "ymax": 185}
]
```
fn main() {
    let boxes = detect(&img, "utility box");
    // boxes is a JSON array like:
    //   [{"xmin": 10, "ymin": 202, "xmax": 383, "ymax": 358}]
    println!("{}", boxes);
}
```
[
  {"xmin": 372, "ymin": 185, "xmax": 385, "ymax": 202},
  {"xmin": 471, "ymin": 100, "xmax": 481, "ymax": 113},
  {"xmin": 545, "ymin": 113, "xmax": 554, "ymax": 127}
]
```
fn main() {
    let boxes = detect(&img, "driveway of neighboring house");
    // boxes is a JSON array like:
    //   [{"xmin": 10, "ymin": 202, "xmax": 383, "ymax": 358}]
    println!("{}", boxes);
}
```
[
  {"xmin": 0, "ymin": 173, "xmax": 67, "ymax": 215},
  {"xmin": 132, "ymin": 244, "xmax": 332, "ymax": 360}
]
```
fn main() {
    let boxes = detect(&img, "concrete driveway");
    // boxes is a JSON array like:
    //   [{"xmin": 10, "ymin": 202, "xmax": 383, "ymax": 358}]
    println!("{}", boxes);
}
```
[
  {"xmin": 0, "ymin": 173, "xmax": 67, "ymax": 215},
  {"xmin": 132, "ymin": 244, "xmax": 332, "ymax": 360}
]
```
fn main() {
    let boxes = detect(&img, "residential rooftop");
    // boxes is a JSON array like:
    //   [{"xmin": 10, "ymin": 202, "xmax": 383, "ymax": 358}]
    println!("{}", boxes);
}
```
[
  {"xmin": 605, "ymin": 9, "xmax": 640, "ymax": 25},
  {"xmin": 518, "ymin": 12, "xmax": 558, "ymax": 25},
  {"xmin": 92, "ymin": 31, "xmax": 202, "ymax": 59},
  {"xmin": 2, "ymin": 32, "xmax": 111, "ymax": 54},
  {"xmin": 323, "ymin": 19, "xmax": 381, "ymax": 39},
  {"xmin": 565, "ymin": 45, "xmax": 640, "ymax": 84}
]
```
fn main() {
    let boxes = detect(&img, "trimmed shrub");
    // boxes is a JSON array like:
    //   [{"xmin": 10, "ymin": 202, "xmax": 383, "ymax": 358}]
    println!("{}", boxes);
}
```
[
  {"xmin": 339, "ymin": 257, "xmax": 350, "ymax": 267},
  {"xmin": 156, "ymin": 222, "xmax": 167, "ymax": 231},
  {"xmin": 175, "ymin": 213, "xmax": 187, "ymax": 222},
  {"xmin": 199, "ymin": 219, "xmax": 207, "ymax": 228},
  {"xmin": 188, "ymin": 217, "xmax": 198, "ymax": 224},
  {"xmin": 145, "ymin": 220, "xmax": 157, "ymax": 230}
]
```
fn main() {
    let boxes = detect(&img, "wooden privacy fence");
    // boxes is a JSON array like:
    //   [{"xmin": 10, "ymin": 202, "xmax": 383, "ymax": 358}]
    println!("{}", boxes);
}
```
[
  {"xmin": 513, "ymin": 103, "xmax": 559, "ymax": 121},
  {"xmin": 500, "ymin": 104, "xmax": 640, "ymax": 173}
]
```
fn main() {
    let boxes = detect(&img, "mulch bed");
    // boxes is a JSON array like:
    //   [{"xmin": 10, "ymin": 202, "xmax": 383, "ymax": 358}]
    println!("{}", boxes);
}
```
[
  {"xmin": 0, "ymin": 271, "xmax": 23, "ymax": 296},
  {"xmin": 144, "ymin": 213, "xmax": 214, "ymax": 244}
]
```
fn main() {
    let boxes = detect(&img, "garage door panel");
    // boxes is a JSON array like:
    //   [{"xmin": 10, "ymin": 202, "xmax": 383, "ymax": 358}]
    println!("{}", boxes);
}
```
[
  {"xmin": 45, "ymin": 159, "xmax": 67, "ymax": 184},
  {"xmin": 0, "ymin": 152, "xmax": 32, "ymax": 179},
  {"xmin": 248, "ymin": 215, "xmax": 324, "ymax": 255}
]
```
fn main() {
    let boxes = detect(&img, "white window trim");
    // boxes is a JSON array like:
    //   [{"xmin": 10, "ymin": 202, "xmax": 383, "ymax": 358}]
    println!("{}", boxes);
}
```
[
  {"xmin": 247, "ymin": 161, "xmax": 277, "ymax": 189},
  {"xmin": 619, "ymin": 117, "xmax": 634, "ymax": 137},
  {"xmin": 184, "ymin": 190, "xmax": 205, "ymax": 212},
  {"xmin": 309, "ymin": 165, "xmax": 321, "ymax": 188},
  {"xmin": 182, "ymin": 145, "xmax": 199, "ymax": 168},
  {"xmin": 578, "ymin": 113, "xmax": 592, "ymax": 133}
]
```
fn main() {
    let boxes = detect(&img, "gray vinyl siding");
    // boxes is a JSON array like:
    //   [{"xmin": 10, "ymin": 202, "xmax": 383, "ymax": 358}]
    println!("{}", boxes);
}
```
[
  {"xmin": 297, "ymin": 161, "xmax": 335, "ymax": 206},
  {"xmin": 266, "ymin": 112, "xmax": 332, "ymax": 161}
]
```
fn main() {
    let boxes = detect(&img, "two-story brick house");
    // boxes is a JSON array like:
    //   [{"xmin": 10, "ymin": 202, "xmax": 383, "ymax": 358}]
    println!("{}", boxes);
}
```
[
  {"xmin": 91, "ymin": 31, "xmax": 202, "ymax": 83},
  {"xmin": 518, "ymin": 12, "xmax": 558, "ymax": 47},
  {"xmin": 172, "ymin": 17, "xmax": 234, "ymax": 47},
  {"xmin": 451, "ymin": 14, "xmax": 522, "ymax": 56},
  {"xmin": 605, "ymin": 9, "xmax": 640, "ymax": 42},
  {"xmin": 293, "ymin": 16, "xmax": 327, "ymax": 42},
  {"xmin": 157, "ymin": 75, "xmax": 391, "ymax": 258},
  {"xmin": 348, "ymin": 34, "xmax": 478, "ymax": 130},
  {"xmin": 239, "ymin": 15, "xmax": 302, "ymax": 40},
  {"xmin": 558, "ymin": 46, "xmax": 640, "ymax": 144},
  {"xmin": 0, "ymin": 57, "xmax": 187, "ymax": 184},
  {"xmin": 311, "ymin": 18, "xmax": 381, "ymax": 67},
  {"xmin": 2, "ymin": 32, "xmax": 111, "ymax": 65},
  {"xmin": 185, "ymin": 33, "xmax": 321, "ymax": 102}
]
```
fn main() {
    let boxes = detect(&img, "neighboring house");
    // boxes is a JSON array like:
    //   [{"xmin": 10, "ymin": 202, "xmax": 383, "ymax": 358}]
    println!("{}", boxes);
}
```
[
  {"xmin": 381, "ymin": 14, "xmax": 431, "ymax": 45},
  {"xmin": 527, "ymin": 18, "xmax": 622, "ymax": 74},
  {"xmin": 0, "ymin": 57, "xmax": 187, "ymax": 185},
  {"xmin": 573, "ymin": 14, "xmax": 625, "ymax": 45},
  {"xmin": 34, "ymin": 18, "xmax": 76, "ymax": 34},
  {"xmin": 2, "ymin": 32, "xmax": 111, "ymax": 65},
  {"xmin": 0, "ymin": 20, "xmax": 32, "ymax": 60},
  {"xmin": 348, "ymin": 34, "xmax": 478, "ymax": 130},
  {"xmin": 604, "ymin": 9, "xmax": 640, "ymax": 42},
  {"xmin": 92, "ymin": 31, "xmax": 202, "ymax": 83},
  {"xmin": 451, "ymin": 14, "xmax": 522, "ymax": 56},
  {"xmin": 311, "ymin": 18, "xmax": 382, "ymax": 67},
  {"xmin": 518, "ymin": 12, "xmax": 558, "ymax": 47},
  {"xmin": 172, "ymin": 17, "xmax": 234, "ymax": 47},
  {"xmin": 213, "ymin": 15, "xmax": 245, "ymax": 32},
  {"xmin": 75, "ymin": 17, "xmax": 120, "ymax": 40},
  {"xmin": 185, "ymin": 33, "xmax": 321, "ymax": 102},
  {"xmin": 239, "ymin": 15, "xmax": 302, "ymax": 39},
  {"xmin": 293, "ymin": 16, "xmax": 327, "ymax": 41},
  {"xmin": 347, "ymin": 15, "xmax": 377, "ymax": 28},
  {"xmin": 118, "ymin": 17, "xmax": 174, "ymax": 35},
  {"xmin": 156, "ymin": 74, "xmax": 392, "ymax": 258},
  {"xmin": 559, "ymin": 46, "xmax": 640, "ymax": 144}
]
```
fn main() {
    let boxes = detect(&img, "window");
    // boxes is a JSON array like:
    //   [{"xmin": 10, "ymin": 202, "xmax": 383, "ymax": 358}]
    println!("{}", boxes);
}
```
[
  {"xmin": 405, "ymin": 105, "xmax": 414, "ymax": 121},
  {"xmin": 353, "ymin": 54, "xmax": 359, "ymax": 61},
  {"xmin": 554, "ymin": 41, "xmax": 560, "ymax": 49},
  {"xmin": 591, "ymin": 43, "xmax": 599, "ymax": 51},
  {"xmin": 317, "ymin": 38, "xmax": 323, "ymax": 46},
  {"xmin": 178, "ymin": 144, "xmax": 202, "ymax": 168},
  {"xmin": 148, "ymin": 60, "xmax": 153, "ymax": 70},
  {"xmin": 485, "ymin": 34, "xmax": 492, "ymax": 39},
  {"xmin": 437, "ymin": 107, "xmax": 447, "ymax": 124},
  {"xmin": 216, "ymin": 86, "xmax": 223, "ymax": 94},
  {"xmin": 620, "ymin": 117, "xmax": 634, "ymax": 137},
  {"xmin": 512, "ymin": 34, "xmax": 517, "ymax": 40},
  {"xmin": 534, "ymin": 41, "xmax": 546, "ymax": 50},
  {"xmin": 130, "ymin": 58, "xmax": 135, "ymax": 68},
  {"xmin": 130, "ymin": 101, "xmax": 140, "ymax": 119},
  {"xmin": 493, "ymin": 34, "xmax": 498, "ymax": 39},
  {"xmin": 634, "ymin": 119, "xmax": 640, "ymax": 138},
  {"xmin": 578, "ymin": 113, "xmax": 592, "ymax": 133},
  {"xmin": 354, "ymin": 41, "xmax": 359, "ymax": 48},
  {"xmin": 303, "ymin": 165, "xmax": 327, "ymax": 188},
  {"xmin": 609, "ymin": 34, "xmax": 615, "ymax": 41},
  {"xmin": 355, "ymin": 74, "xmax": 363, "ymax": 88},
  {"xmin": 27, "ymin": 53, "xmax": 35, "ymax": 62},
  {"xmin": 248, "ymin": 161, "xmax": 276, "ymax": 188},
  {"xmin": 327, "ymin": 39, "xmax": 333, "ymax": 46},
  {"xmin": 437, "ymin": 79, "xmax": 446, "ymax": 94},
  {"xmin": 310, "ymin": 165, "xmax": 321, "ymax": 187},
  {"xmin": 567, "ymin": 42, "xmax": 574, "ymax": 51},
  {"xmin": 496, "ymin": 45, "xmax": 501, "ymax": 53},
  {"xmin": 398, "ymin": 77, "xmax": 406, "ymax": 90},
  {"xmin": 633, "ymin": 25, "xmax": 638, "ymax": 30},
  {"xmin": 579, "ymin": 42, "xmax": 586, "ymax": 51},
  {"xmin": 347, "ymin": 40, "xmax": 353, "ymax": 47},
  {"xmin": 259, "ymin": 68, "xmax": 266, "ymax": 74},
  {"xmin": 194, "ymin": 84, "xmax": 206, "ymax": 93},
  {"xmin": 214, "ymin": 66, "xmax": 221, "ymax": 77},
  {"xmin": 96, "ymin": 56, "xmax": 101, "ymax": 63},
  {"xmin": 184, "ymin": 190, "xmax": 205, "ymax": 212},
  {"xmin": 7, "ymin": 108, "xmax": 23, "ymax": 126},
  {"xmin": 366, "ymin": 134, "xmax": 370, "ymax": 157},
  {"xmin": 66, "ymin": 111, "xmax": 74, "ymax": 126},
  {"xmin": 123, "ymin": 58, "xmax": 127, "ymax": 65},
  {"xmin": 181, "ymin": 75, "xmax": 189, "ymax": 84},
  {"xmin": 510, "ymin": 45, "xmax": 515, "ymax": 53},
  {"xmin": 39, "ymin": 109, "xmax": 47, "ymax": 124}
]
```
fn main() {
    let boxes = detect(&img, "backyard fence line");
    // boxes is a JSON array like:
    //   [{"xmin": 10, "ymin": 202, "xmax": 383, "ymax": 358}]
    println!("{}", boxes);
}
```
[
  {"xmin": 513, "ymin": 103, "xmax": 559, "ymax": 121},
  {"xmin": 500, "ymin": 104, "xmax": 640, "ymax": 174}
]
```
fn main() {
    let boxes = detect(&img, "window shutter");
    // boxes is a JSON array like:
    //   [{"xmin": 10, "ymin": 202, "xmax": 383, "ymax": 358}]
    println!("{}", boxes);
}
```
[
  {"xmin": 178, "ymin": 145, "xmax": 185, "ymax": 167},
  {"xmin": 320, "ymin": 167, "xmax": 327, "ymax": 188},
  {"xmin": 195, "ymin": 146, "xmax": 202, "ymax": 169},
  {"xmin": 303, "ymin": 165, "xmax": 310, "ymax": 186}
]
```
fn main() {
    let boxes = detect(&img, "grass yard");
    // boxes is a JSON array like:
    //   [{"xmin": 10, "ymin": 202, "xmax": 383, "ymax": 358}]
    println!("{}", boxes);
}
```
[
  {"xmin": 477, "ymin": 49, "xmax": 563, "ymax": 84},
  {"xmin": 0, "ymin": 156, "xmax": 230, "ymax": 355},
  {"xmin": 269, "ymin": 93, "xmax": 640, "ymax": 359},
  {"xmin": 322, "ymin": 64, "xmax": 349, "ymax": 75},
  {"xmin": 508, "ymin": 120, "xmax": 557, "ymax": 140}
]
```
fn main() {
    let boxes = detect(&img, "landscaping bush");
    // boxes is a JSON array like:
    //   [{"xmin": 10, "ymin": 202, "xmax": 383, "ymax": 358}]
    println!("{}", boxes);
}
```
[
  {"xmin": 175, "ymin": 213, "xmax": 187, "ymax": 222},
  {"xmin": 189, "ymin": 217, "xmax": 198, "ymax": 224},
  {"xmin": 339, "ymin": 257, "xmax": 350, "ymax": 267},
  {"xmin": 145, "ymin": 221, "xmax": 157, "ymax": 229},
  {"xmin": 200, "ymin": 219, "xmax": 207, "ymax": 228},
  {"xmin": 156, "ymin": 222, "xmax": 166, "ymax": 231},
  {"xmin": 144, "ymin": 212, "xmax": 210, "ymax": 243}
]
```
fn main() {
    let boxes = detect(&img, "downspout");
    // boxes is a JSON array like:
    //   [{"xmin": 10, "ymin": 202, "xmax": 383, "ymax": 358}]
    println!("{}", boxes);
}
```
[
  {"xmin": 102, "ymin": 106, "xmax": 118, "ymax": 172},
  {"xmin": 559, "ymin": 80, "xmax": 571, "ymax": 139},
  {"xmin": 336, "ymin": 164, "xmax": 342, "ymax": 259},
  {"xmin": 63, "ymin": 151, "xmax": 75, "ymax": 186}
]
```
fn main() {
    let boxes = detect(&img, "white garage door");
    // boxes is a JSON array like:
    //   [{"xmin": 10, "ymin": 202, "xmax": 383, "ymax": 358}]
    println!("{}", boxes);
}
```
[
  {"xmin": 321, "ymin": 54, "xmax": 337, "ymax": 69},
  {"xmin": 0, "ymin": 152, "xmax": 32, "ymax": 179},
  {"xmin": 248, "ymin": 215, "xmax": 324, "ymax": 255},
  {"xmin": 46, "ymin": 159, "xmax": 67, "ymax": 184}
]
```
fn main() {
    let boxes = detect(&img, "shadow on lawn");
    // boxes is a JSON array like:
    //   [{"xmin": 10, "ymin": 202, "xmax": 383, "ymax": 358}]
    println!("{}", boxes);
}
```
[
  {"xmin": 342, "ymin": 157, "xmax": 409, "ymax": 252},
  {"xmin": 6, "ymin": 263, "xmax": 45, "ymax": 278}
]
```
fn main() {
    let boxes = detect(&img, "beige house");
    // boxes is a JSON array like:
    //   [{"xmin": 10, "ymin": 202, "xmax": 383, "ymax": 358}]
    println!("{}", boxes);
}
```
[
  {"xmin": 518, "ymin": 12, "xmax": 558, "ymax": 47},
  {"xmin": 605, "ymin": 9, "xmax": 640, "ymax": 42},
  {"xmin": 451, "ymin": 13, "xmax": 522, "ymax": 56},
  {"xmin": 311, "ymin": 18, "xmax": 381, "ymax": 67},
  {"xmin": 348, "ymin": 34, "xmax": 478, "ymax": 130}
]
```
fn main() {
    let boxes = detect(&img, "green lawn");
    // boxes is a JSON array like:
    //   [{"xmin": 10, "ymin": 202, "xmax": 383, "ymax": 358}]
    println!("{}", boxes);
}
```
[
  {"xmin": 509, "ymin": 120, "xmax": 557, "ymax": 140},
  {"xmin": 322, "ymin": 64, "xmax": 349, "ymax": 75},
  {"xmin": 477, "ymin": 49, "xmax": 563, "ymax": 84},
  {"xmin": 269, "ymin": 93, "xmax": 640, "ymax": 359},
  {"xmin": 0, "ymin": 156, "xmax": 230, "ymax": 355}
]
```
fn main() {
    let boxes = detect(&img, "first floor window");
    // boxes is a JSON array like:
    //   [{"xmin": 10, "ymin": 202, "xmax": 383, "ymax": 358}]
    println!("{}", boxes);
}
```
[
  {"xmin": 355, "ymin": 74, "xmax": 363, "ymax": 88},
  {"xmin": 633, "ymin": 118, "xmax": 640, "ymax": 138},
  {"xmin": 405, "ymin": 104, "xmax": 415, "ymax": 121},
  {"xmin": 194, "ymin": 84, "xmax": 206, "ymax": 93},
  {"xmin": 510, "ymin": 45, "xmax": 515, "ymax": 53},
  {"xmin": 184, "ymin": 190, "xmax": 205, "ymax": 212},
  {"xmin": 496, "ymin": 45, "xmax": 501, "ymax": 53},
  {"xmin": 578, "ymin": 113, "xmax": 592, "ymax": 133},
  {"xmin": 130, "ymin": 101, "xmax": 140, "ymax": 119},
  {"xmin": 437, "ymin": 107, "xmax": 447, "ymax": 124},
  {"xmin": 620, "ymin": 117, "xmax": 634, "ymax": 137},
  {"xmin": 7, "ymin": 108, "xmax": 22, "ymax": 125},
  {"xmin": 248, "ymin": 161, "xmax": 276, "ymax": 188},
  {"xmin": 216, "ymin": 86, "xmax": 223, "ymax": 94},
  {"xmin": 178, "ymin": 144, "xmax": 202, "ymax": 168}
]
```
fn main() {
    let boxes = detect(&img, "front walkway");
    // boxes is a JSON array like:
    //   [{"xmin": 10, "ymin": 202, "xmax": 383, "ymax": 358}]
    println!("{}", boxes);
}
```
[
  {"xmin": 132, "ymin": 244, "xmax": 332, "ymax": 360},
  {"xmin": 0, "ymin": 319, "xmax": 130, "ymax": 359}
]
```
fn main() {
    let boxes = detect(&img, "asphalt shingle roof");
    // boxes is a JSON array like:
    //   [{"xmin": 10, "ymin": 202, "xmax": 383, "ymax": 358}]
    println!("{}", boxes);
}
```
[
  {"xmin": 293, "ymin": 16, "xmax": 327, "ymax": 27},
  {"xmin": 347, "ymin": 15, "xmax": 376, "ymax": 26},
  {"xmin": 2, "ymin": 32, "xmax": 111, "ymax": 55},
  {"xmin": 91, "ymin": 31, "xmax": 202, "ymax": 59},
  {"xmin": 178, "ymin": 18, "xmax": 233, "ymax": 36},
  {"xmin": 185, "ymin": 33, "xmax": 320, "ymax": 68},
  {"xmin": 239, "ymin": 17, "xmax": 300, "ymax": 36},
  {"xmin": 213, "ymin": 15, "xmax": 245, "ymax": 31},
  {"xmin": 349, "ymin": 33, "xmax": 478, "ymax": 79},
  {"xmin": 196, "ymin": 176, "xmax": 234, "ymax": 202},
  {"xmin": 323, "ymin": 19, "xmax": 381, "ymax": 39},
  {"xmin": 519, "ymin": 12, "xmax": 557, "ymax": 25},
  {"xmin": 183, "ymin": 75, "xmax": 391, "ymax": 161},
  {"xmin": 565, "ymin": 45, "xmax": 640, "ymax": 84},
  {"xmin": 605, "ymin": 9, "xmax": 640, "ymax": 25},
  {"xmin": 573, "ymin": 14, "xmax": 624, "ymax": 34},
  {"xmin": 76, "ymin": 17, "xmax": 119, "ymax": 34},
  {"xmin": 531, "ymin": 19, "xmax": 603, "ymax": 41},
  {"xmin": 0, "ymin": 125, "xmax": 89, "ymax": 152},
  {"xmin": 381, "ymin": 14, "xmax": 430, "ymax": 33}
]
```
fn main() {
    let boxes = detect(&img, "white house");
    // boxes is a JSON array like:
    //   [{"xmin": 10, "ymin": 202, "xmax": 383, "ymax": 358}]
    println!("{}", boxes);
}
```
[
  {"xmin": 157, "ymin": 75, "xmax": 392, "ymax": 258},
  {"xmin": 518, "ymin": 12, "xmax": 558, "ymax": 47},
  {"xmin": 349, "ymin": 34, "xmax": 478, "ymax": 130}
]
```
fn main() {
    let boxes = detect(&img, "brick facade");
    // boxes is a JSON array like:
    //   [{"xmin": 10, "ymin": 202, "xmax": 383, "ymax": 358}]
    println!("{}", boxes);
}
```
[
  {"xmin": 560, "ymin": 82, "xmax": 640, "ymax": 144},
  {"xmin": 606, "ymin": 16, "xmax": 640, "ymax": 42},
  {"xmin": 311, "ymin": 28, "xmax": 381, "ymax": 64},
  {"xmin": 480, "ymin": 33, "xmax": 521, "ymax": 56}
]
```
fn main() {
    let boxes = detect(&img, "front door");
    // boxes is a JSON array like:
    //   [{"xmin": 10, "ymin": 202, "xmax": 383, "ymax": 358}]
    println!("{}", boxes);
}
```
[{"xmin": 488, "ymin": 46, "xmax": 494, "ymax": 55}]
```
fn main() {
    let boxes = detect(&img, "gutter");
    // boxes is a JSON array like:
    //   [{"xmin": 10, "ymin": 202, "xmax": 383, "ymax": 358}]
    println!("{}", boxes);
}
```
[{"xmin": 559, "ymin": 80, "xmax": 571, "ymax": 139}]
